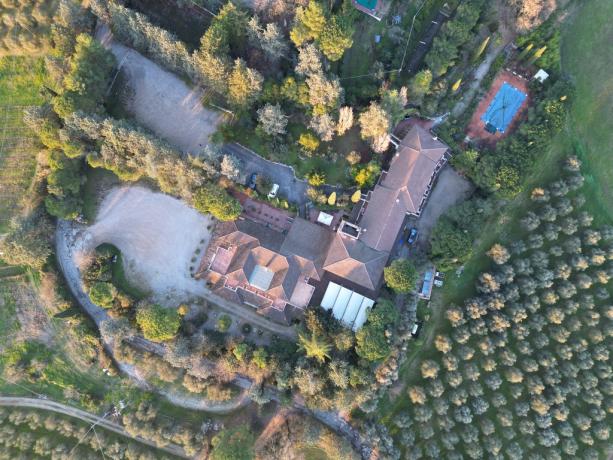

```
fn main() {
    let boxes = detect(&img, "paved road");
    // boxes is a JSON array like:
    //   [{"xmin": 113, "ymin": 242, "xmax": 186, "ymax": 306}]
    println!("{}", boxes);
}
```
[
  {"xmin": 0, "ymin": 396, "xmax": 187, "ymax": 458},
  {"xmin": 223, "ymin": 143, "xmax": 309, "ymax": 205}
]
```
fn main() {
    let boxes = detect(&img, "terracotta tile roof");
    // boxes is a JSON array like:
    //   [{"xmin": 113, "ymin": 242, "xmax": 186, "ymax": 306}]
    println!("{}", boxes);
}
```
[
  {"xmin": 323, "ymin": 234, "xmax": 388, "ymax": 291},
  {"xmin": 280, "ymin": 218, "xmax": 333, "ymax": 276},
  {"xmin": 358, "ymin": 125, "xmax": 448, "ymax": 252},
  {"xmin": 203, "ymin": 217, "xmax": 325, "ymax": 316},
  {"xmin": 205, "ymin": 131, "xmax": 449, "ymax": 323}
]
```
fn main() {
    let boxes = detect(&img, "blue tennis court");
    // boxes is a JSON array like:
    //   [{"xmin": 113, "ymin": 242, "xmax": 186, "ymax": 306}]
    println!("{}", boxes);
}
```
[{"xmin": 480, "ymin": 82, "xmax": 527, "ymax": 134}]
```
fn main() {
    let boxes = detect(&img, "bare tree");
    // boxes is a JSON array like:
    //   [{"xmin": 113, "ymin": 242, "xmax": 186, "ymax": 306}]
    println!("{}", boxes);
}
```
[
  {"xmin": 257, "ymin": 103, "xmax": 288, "ymax": 136},
  {"xmin": 358, "ymin": 102, "xmax": 391, "ymax": 153},
  {"xmin": 309, "ymin": 113, "xmax": 335, "ymax": 141},
  {"xmin": 336, "ymin": 106, "xmax": 354, "ymax": 136},
  {"xmin": 295, "ymin": 43, "xmax": 323, "ymax": 77}
]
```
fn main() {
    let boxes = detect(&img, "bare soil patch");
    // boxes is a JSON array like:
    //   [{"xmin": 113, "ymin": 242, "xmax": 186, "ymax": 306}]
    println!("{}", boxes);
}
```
[{"xmin": 82, "ymin": 186, "xmax": 212, "ymax": 302}]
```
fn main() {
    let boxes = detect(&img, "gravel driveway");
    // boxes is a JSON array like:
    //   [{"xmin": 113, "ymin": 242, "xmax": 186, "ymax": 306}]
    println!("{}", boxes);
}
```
[
  {"xmin": 56, "ymin": 218, "xmax": 255, "ymax": 414},
  {"xmin": 95, "ymin": 25, "xmax": 311, "ymax": 205},
  {"xmin": 393, "ymin": 166, "xmax": 473, "ymax": 259},
  {"xmin": 96, "ymin": 24, "xmax": 223, "ymax": 156},
  {"xmin": 86, "ymin": 186, "xmax": 212, "ymax": 301}
]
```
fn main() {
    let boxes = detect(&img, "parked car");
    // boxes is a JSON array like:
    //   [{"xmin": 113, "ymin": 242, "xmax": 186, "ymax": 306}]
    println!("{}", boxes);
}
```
[
  {"xmin": 268, "ymin": 183, "xmax": 279, "ymax": 199},
  {"xmin": 411, "ymin": 321, "xmax": 422, "ymax": 338},
  {"xmin": 435, "ymin": 271, "xmax": 446, "ymax": 279},
  {"xmin": 434, "ymin": 279, "xmax": 444, "ymax": 287},
  {"xmin": 248, "ymin": 173, "xmax": 257, "ymax": 190},
  {"xmin": 407, "ymin": 227, "xmax": 419, "ymax": 245}
]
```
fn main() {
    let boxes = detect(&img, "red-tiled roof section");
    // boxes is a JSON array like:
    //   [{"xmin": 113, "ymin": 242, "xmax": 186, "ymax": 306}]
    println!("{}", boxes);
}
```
[
  {"xmin": 200, "ymin": 218, "xmax": 325, "ymax": 318},
  {"xmin": 358, "ymin": 125, "xmax": 449, "ymax": 252},
  {"xmin": 323, "ymin": 233, "xmax": 388, "ymax": 291}
]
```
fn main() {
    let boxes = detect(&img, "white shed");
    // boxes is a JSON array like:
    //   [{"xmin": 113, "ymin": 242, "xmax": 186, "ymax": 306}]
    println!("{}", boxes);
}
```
[{"xmin": 533, "ymin": 69, "xmax": 549, "ymax": 82}]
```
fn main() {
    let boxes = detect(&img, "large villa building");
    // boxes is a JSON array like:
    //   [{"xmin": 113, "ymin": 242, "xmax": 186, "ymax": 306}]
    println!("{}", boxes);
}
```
[{"xmin": 196, "ymin": 126, "xmax": 450, "ymax": 329}]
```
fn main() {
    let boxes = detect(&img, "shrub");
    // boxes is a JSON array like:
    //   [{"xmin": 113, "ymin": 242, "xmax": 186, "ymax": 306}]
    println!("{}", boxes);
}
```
[
  {"xmin": 216, "ymin": 314, "xmax": 232, "ymax": 332},
  {"xmin": 299, "ymin": 132, "xmax": 320, "ymax": 152},
  {"xmin": 384, "ymin": 259, "xmax": 419, "ymax": 293},
  {"xmin": 193, "ymin": 184, "xmax": 242, "ymax": 221},
  {"xmin": 351, "ymin": 161, "xmax": 381, "ymax": 188},
  {"xmin": 88, "ymin": 282, "xmax": 117, "ymax": 308},
  {"xmin": 136, "ymin": 303, "xmax": 181, "ymax": 342}
]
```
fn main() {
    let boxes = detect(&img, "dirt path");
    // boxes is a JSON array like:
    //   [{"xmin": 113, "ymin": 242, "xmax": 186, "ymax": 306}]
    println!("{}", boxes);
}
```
[
  {"xmin": 0, "ymin": 396, "xmax": 188, "ymax": 458},
  {"xmin": 451, "ymin": 43, "xmax": 507, "ymax": 117},
  {"xmin": 95, "ymin": 24, "xmax": 223, "ymax": 156}
]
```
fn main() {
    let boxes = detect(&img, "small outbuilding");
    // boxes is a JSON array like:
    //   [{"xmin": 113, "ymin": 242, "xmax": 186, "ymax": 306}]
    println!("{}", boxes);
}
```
[{"xmin": 533, "ymin": 69, "xmax": 550, "ymax": 83}]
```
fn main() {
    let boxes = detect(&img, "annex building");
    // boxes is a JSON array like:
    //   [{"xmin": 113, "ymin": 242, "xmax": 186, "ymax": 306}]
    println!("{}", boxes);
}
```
[{"xmin": 197, "ymin": 126, "xmax": 449, "ymax": 328}]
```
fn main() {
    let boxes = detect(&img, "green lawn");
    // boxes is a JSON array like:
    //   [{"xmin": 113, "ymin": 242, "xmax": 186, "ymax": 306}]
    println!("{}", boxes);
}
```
[
  {"xmin": 0, "ymin": 280, "xmax": 20, "ymax": 346},
  {"xmin": 0, "ymin": 57, "xmax": 46, "ymax": 232},
  {"xmin": 377, "ymin": 0, "xmax": 613, "ymax": 421},
  {"xmin": 231, "ymin": 126, "xmax": 355, "ymax": 187},
  {"xmin": 95, "ymin": 243, "xmax": 149, "ymax": 300},
  {"xmin": 0, "ymin": 57, "xmax": 45, "ymax": 104},
  {"xmin": 562, "ymin": 0, "xmax": 613, "ymax": 220}
]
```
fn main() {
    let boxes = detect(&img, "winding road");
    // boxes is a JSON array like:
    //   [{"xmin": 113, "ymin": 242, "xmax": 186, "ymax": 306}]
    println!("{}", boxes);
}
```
[
  {"xmin": 55, "ymin": 220, "xmax": 251, "ymax": 414},
  {"xmin": 0, "ymin": 396, "xmax": 187, "ymax": 458}
]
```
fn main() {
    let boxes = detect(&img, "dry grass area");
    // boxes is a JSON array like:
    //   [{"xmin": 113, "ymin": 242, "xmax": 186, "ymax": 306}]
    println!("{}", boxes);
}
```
[
  {"xmin": 82, "ymin": 186, "xmax": 213, "ymax": 302},
  {"xmin": 0, "ymin": 277, "xmax": 54, "ymax": 349}
]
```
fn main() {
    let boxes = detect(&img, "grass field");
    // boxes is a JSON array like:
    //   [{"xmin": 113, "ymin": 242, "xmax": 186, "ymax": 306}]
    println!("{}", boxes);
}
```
[
  {"xmin": 561, "ymin": 0, "xmax": 613, "ymax": 220},
  {"xmin": 377, "ymin": 0, "xmax": 613, "ymax": 421},
  {"xmin": 0, "ymin": 57, "xmax": 46, "ymax": 233},
  {"xmin": 0, "ymin": 279, "xmax": 21, "ymax": 347}
]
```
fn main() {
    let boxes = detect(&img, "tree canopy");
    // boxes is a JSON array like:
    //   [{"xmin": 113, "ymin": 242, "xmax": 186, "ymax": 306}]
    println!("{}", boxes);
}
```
[
  {"xmin": 290, "ymin": 1, "xmax": 327, "ymax": 47},
  {"xmin": 384, "ymin": 258, "xmax": 419, "ymax": 293},
  {"xmin": 136, "ymin": 303, "xmax": 181, "ymax": 342},
  {"xmin": 318, "ymin": 15, "xmax": 354, "ymax": 62},
  {"xmin": 88, "ymin": 282, "xmax": 117, "ymax": 308},
  {"xmin": 193, "ymin": 184, "xmax": 242, "ymax": 221},
  {"xmin": 355, "ymin": 299, "xmax": 399, "ymax": 361},
  {"xmin": 52, "ymin": 33, "xmax": 115, "ymax": 119},
  {"xmin": 298, "ymin": 331, "xmax": 332, "ymax": 363}
]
